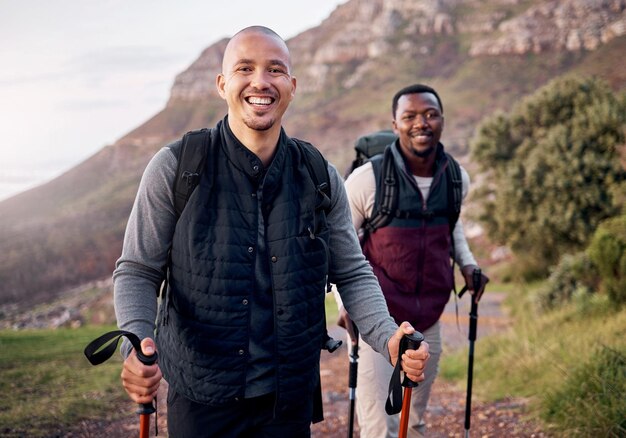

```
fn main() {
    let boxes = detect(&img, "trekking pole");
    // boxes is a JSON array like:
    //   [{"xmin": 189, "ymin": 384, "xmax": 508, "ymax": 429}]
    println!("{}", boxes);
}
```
[
  {"xmin": 459, "ymin": 268, "xmax": 482, "ymax": 438},
  {"xmin": 347, "ymin": 321, "xmax": 359, "ymax": 438},
  {"xmin": 398, "ymin": 332, "xmax": 424, "ymax": 438},
  {"xmin": 84, "ymin": 330, "xmax": 159, "ymax": 438},
  {"xmin": 136, "ymin": 352, "xmax": 158, "ymax": 438},
  {"xmin": 384, "ymin": 332, "xmax": 425, "ymax": 437}
]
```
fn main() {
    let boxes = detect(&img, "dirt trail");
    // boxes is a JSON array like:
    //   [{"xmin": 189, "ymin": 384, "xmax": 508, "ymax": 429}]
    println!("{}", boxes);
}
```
[{"xmin": 312, "ymin": 291, "xmax": 549, "ymax": 438}]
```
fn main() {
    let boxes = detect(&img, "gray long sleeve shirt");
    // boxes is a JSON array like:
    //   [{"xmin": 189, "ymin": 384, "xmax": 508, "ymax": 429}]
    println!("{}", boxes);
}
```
[{"xmin": 113, "ymin": 142, "xmax": 398, "ymax": 360}]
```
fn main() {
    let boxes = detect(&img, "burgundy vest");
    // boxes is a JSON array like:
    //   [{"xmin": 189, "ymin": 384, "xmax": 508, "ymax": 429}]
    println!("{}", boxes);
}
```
[{"xmin": 362, "ymin": 143, "xmax": 454, "ymax": 332}]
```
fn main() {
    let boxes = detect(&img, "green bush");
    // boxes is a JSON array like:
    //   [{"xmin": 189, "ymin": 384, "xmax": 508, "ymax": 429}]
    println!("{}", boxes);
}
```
[
  {"xmin": 470, "ymin": 76, "xmax": 626, "ymax": 274},
  {"xmin": 535, "ymin": 252, "xmax": 598, "ymax": 311},
  {"xmin": 541, "ymin": 345, "xmax": 626, "ymax": 437},
  {"xmin": 588, "ymin": 215, "xmax": 626, "ymax": 306}
]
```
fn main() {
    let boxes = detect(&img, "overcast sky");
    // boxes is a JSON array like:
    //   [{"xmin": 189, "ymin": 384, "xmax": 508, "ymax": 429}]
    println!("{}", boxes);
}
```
[{"xmin": 0, "ymin": 0, "xmax": 346, "ymax": 201}]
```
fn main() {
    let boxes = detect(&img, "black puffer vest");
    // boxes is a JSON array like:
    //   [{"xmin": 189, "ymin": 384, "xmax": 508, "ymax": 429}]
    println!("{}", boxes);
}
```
[
  {"xmin": 157, "ymin": 121, "xmax": 330, "ymax": 411},
  {"xmin": 362, "ymin": 142, "xmax": 454, "ymax": 332}
]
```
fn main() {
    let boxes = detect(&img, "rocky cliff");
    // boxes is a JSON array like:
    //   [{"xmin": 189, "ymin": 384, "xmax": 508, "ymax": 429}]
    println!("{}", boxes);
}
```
[
  {"xmin": 469, "ymin": 0, "xmax": 626, "ymax": 55},
  {"xmin": 168, "ymin": 0, "xmax": 625, "ymax": 100}
]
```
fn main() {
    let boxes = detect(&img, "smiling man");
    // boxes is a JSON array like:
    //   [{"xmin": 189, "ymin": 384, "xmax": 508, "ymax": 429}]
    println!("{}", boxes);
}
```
[
  {"xmin": 113, "ymin": 27, "xmax": 430, "ymax": 437},
  {"xmin": 338, "ymin": 84, "xmax": 489, "ymax": 438}
]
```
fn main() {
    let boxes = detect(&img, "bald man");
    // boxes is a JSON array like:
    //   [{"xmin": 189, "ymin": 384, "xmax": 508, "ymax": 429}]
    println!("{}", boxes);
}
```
[{"xmin": 113, "ymin": 26, "xmax": 429, "ymax": 437}]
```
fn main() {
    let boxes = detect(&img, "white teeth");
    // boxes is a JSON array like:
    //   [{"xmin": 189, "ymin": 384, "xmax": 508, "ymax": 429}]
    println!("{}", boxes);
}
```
[{"xmin": 247, "ymin": 97, "xmax": 272, "ymax": 105}]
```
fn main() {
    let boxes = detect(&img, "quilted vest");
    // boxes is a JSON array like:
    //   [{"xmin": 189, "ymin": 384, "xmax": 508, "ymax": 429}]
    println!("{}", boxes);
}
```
[
  {"xmin": 156, "ymin": 121, "xmax": 329, "ymax": 412},
  {"xmin": 362, "ymin": 142, "xmax": 454, "ymax": 332}
]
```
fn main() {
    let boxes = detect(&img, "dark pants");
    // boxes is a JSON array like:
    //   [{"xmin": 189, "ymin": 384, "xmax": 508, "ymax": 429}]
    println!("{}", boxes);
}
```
[{"xmin": 167, "ymin": 389, "xmax": 312, "ymax": 437}]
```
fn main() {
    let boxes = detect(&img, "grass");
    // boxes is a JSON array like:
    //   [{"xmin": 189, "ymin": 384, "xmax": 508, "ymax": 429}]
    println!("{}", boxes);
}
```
[
  {"xmin": 0, "ymin": 300, "xmax": 340, "ymax": 436},
  {"xmin": 0, "ymin": 325, "xmax": 128, "ymax": 437},
  {"xmin": 325, "ymin": 292, "xmax": 339, "ymax": 326},
  {"xmin": 439, "ymin": 280, "xmax": 626, "ymax": 437}
]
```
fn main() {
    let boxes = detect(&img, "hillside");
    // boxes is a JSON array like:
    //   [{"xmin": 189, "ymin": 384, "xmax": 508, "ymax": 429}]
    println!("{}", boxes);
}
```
[{"xmin": 0, "ymin": 0, "xmax": 625, "ymax": 311}]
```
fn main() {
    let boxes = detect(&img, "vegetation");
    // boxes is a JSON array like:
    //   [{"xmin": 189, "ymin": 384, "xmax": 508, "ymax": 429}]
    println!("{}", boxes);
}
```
[
  {"xmin": 470, "ymin": 76, "xmax": 626, "ymax": 276},
  {"xmin": 536, "ymin": 212, "xmax": 626, "ymax": 310},
  {"xmin": 0, "ymin": 326, "xmax": 128, "ymax": 436},
  {"xmin": 440, "ymin": 280, "xmax": 626, "ymax": 437},
  {"xmin": 439, "ymin": 73, "xmax": 626, "ymax": 437},
  {"xmin": 587, "ymin": 214, "xmax": 626, "ymax": 306}
]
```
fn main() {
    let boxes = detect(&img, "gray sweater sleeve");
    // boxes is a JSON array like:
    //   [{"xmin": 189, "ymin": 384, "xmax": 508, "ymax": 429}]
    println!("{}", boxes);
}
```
[
  {"xmin": 326, "ymin": 164, "xmax": 397, "ymax": 358},
  {"xmin": 452, "ymin": 166, "xmax": 478, "ymax": 268},
  {"xmin": 113, "ymin": 145, "xmax": 179, "ymax": 358}
]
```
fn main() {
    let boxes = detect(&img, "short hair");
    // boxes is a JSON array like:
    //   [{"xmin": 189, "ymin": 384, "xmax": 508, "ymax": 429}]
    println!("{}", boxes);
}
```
[
  {"xmin": 392, "ymin": 84, "xmax": 443, "ymax": 117},
  {"xmin": 232, "ymin": 26, "xmax": 284, "ymax": 42}
]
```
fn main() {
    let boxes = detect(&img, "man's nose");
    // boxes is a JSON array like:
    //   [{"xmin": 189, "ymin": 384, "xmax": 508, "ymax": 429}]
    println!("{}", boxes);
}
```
[
  {"xmin": 413, "ymin": 114, "xmax": 428, "ymax": 127},
  {"xmin": 250, "ymin": 70, "xmax": 271, "ymax": 88}
]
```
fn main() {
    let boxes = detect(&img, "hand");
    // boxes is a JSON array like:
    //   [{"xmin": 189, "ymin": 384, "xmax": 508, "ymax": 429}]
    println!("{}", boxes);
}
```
[
  {"xmin": 337, "ymin": 308, "xmax": 358, "ymax": 345},
  {"xmin": 121, "ymin": 338, "xmax": 162, "ymax": 404},
  {"xmin": 461, "ymin": 264, "xmax": 490, "ymax": 303},
  {"xmin": 388, "ymin": 322, "xmax": 430, "ymax": 383}
]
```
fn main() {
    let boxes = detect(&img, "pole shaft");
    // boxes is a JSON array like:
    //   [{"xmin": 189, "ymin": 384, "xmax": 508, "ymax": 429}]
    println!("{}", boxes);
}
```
[
  {"xmin": 139, "ymin": 413, "xmax": 151, "ymax": 438},
  {"xmin": 464, "ymin": 268, "xmax": 482, "ymax": 435},
  {"xmin": 464, "ymin": 345, "xmax": 474, "ymax": 430},
  {"xmin": 398, "ymin": 387, "xmax": 412, "ymax": 438},
  {"xmin": 348, "ymin": 399, "xmax": 356, "ymax": 438}
]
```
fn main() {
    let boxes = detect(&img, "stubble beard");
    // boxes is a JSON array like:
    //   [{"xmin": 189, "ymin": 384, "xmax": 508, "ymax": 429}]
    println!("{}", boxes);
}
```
[
  {"xmin": 411, "ymin": 144, "xmax": 436, "ymax": 158},
  {"xmin": 243, "ymin": 114, "xmax": 275, "ymax": 132}
]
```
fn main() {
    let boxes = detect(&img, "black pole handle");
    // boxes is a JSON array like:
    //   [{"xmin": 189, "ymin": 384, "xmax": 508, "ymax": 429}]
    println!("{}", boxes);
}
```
[
  {"xmin": 348, "ymin": 322, "xmax": 360, "ymax": 391},
  {"xmin": 400, "ymin": 332, "xmax": 424, "ymax": 389},
  {"xmin": 472, "ymin": 268, "xmax": 482, "ymax": 301},
  {"xmin": 136, "ymin": 344, "xmax": 158, "ymax": 416},
  {"xmin": 84, "ymin": 330, "xmax": 159, "ymax": 420},
  {"xmin": 385, "ymin": 331, "xmax": 425, "ymax": 415},
  {"xmin": 468, "ymin": 268, "xmax": 481, "ymax": 342}
]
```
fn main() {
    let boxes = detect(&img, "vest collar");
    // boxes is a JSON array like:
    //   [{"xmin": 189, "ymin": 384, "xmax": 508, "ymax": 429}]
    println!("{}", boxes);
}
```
[
  {"xmin": 393, "ymin": 141, "xmax": 448, "ymax": 179},
  {"xmin": 220, "ymin": 116, "xmax": 288, "ymax": 183}
]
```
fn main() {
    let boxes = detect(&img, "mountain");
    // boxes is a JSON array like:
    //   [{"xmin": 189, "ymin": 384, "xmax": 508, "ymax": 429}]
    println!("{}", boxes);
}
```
[{"xmin": 0, "ymin": 0, "xmax": 624, "ymax": 312}]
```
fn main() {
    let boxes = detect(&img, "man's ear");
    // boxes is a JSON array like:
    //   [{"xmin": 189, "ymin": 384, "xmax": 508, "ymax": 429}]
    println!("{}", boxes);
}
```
[
  {"xmin": 290, "ymin": 76, "xmax": 297, "ymax": 99},
  {"xmin": 216, "ymin": 74, "xmax": 226, "ymax": 99},
  {"xmin": 392, "ymin": 119, "xmax": 398, "ymax": 134}
]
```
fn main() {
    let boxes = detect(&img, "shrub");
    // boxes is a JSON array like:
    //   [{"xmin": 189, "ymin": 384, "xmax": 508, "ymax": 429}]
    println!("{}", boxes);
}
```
[
  {"xmin": 470, "ymin": 76, "xmax": 626, "ymax": 273},
  {"xmin": 587, "ymin": 215, "xmax": 626, "ymax": 307},
  {"xmin": 541, "ymin": 345, "xmax": 626, "ymax": 437},
  {"xmin": 535, "ymin": 252, "xmax": 597, "ymax": 311}
]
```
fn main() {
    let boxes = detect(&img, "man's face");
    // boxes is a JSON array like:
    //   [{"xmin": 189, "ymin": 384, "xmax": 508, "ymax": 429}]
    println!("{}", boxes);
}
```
[
  {"xmin": 393, "ymin": 93, "xmax": 444, "ymax": 158},
  {"xmin": 217, "ymin": 30, "xmax": 296, "ymax": 133}
]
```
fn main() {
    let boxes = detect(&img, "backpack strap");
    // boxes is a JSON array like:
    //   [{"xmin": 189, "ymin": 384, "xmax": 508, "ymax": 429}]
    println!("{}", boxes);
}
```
[
  {"xmin": 444, "ymin": 153, "xmax": 463, "ymax": 307},
  {"xmin": 160, "ymin": 128, "xmax": 210, "ymax": 306},
  {"xmin": 445, "ymin": 152, "xmax": 463, "ymax": 234},
  {"xmin": 293, "ymin": 138, "xmax": 331, "ymax": 212},
  {"xmin": 363, "ymin": 145, "xmax": 398, "ymax": 235},
  {"xmin": 173, "ymin": 128, "xmax": 211, "ymax": 218}
]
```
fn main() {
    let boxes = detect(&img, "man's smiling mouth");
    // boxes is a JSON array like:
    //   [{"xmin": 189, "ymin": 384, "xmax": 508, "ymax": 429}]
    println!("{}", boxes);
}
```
[
  {"xmin": 412, "ymin": 131, "xmax": 432, "ymax": 141},
  {"xmin": 246, "ymin": 96, "xmax": 274, "ymax": 105}
]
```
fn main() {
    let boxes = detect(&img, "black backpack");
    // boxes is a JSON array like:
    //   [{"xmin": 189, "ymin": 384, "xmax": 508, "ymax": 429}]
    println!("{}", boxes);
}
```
[{"xmin": 346, "ymin": 130, "xmax": 463, "ymax": 238}]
